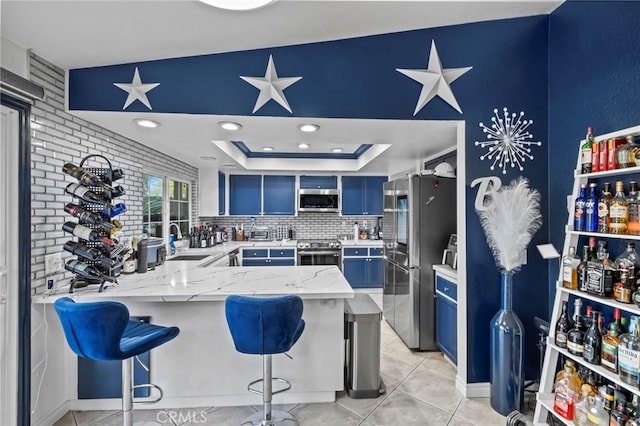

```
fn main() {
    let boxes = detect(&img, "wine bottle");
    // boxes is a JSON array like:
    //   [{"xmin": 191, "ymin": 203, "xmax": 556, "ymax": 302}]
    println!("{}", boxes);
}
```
[
  {"xmin": 62, "ymin": 162, "xmax": 114, "ymax": 190},
  {"xmin": 555, "ymin": 300, "xmax": 573, "ymax": 348},
  {"xmin": 100, "ymin": 202, "xmax": 127, "ymax": 219},
  {"xmin": 583, "ymin": 311, "xmax": 602, "ymax": 365},
  {"xmin": 63, "ymin": 240, "xmax": 104, "ymax": 261},
  {"xmin": 64, "ymin": 259, "xmax": 115, "ymax": 283},
  {"xmin": 65, "ymin": 183, "xmax": 111, "ymax": 206},
  {"xmin": 580, "ymin": 127, "xmax": 594, "ymax": 174},
  {"xmin": 567, "ymin": 298, "xmax": 586, "ymax": 356},
  {"xmin": 62, "ymin": 222, "xmax": 113, "ymax": 245},
  {"xmin": 106, "ymin": 185, "xmax": 126, "ymax": 199},
  {"xmin": 64, "ymin": 203, "xmax": 115, "ymax": 229},
  {"xmin": 111, "ymin": 168, "xmax": 124, "ymax": 182}
]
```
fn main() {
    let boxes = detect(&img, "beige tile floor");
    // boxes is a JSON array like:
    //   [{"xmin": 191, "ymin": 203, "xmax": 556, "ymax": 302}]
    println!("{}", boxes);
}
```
[{"xmin": 52, "ymin": 289, "xmax": 530, "ymax": 426}]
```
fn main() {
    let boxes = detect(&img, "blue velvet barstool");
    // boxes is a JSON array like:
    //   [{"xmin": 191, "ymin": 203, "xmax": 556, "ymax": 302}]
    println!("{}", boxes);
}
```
[
  {"xmin": 54, "ymin": 297, "xmax": 180, "ymax": 426},
  {"xmin": 225, "ymin": 295, "xmax": 305, "ymax": 426}
]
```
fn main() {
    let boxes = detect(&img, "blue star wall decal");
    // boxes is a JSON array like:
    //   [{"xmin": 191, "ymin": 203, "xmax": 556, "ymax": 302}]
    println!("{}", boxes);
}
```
[
  {"xmin": 240, "ymin": 54, "xmax": 303, "ymax": 113},
  {"xmin": 396, "ymin": 40, "xmax": 472, "ymax": 115},
  {"xmin": 113, "ymin": 67, "xmax": 160, "ymax": 110}
]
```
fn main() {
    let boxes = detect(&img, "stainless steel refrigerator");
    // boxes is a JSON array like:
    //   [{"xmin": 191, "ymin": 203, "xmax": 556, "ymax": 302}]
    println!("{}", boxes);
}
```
[{"xmin": 383, "ymin": 175, "xmax": 456, "ymax": 350}]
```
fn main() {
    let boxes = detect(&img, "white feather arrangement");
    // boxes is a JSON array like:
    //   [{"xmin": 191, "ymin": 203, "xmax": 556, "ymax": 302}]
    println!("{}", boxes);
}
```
[{"xmin": 477, "ymin": 177, "xmax": 542, "ymax": 272}]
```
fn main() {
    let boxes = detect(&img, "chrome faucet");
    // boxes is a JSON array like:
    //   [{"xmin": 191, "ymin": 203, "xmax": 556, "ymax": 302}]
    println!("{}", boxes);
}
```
[{"xmin": 168, "ymin": 223, "xmax": 182, "ymax": 240}]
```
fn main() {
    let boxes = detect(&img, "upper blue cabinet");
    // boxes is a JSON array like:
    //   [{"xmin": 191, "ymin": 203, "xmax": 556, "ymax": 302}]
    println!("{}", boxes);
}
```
[
  {"xmin": 229, "ymin": 175, "xmax": 262, "ymax": 215},
  {"xmin": 263, "ymin": 175, "xmax": 295, "ymax": 215},
  {"xmin": 229, "ymin": 174, "xmax": 295, "ymax": 216},
  {"xmin": 299, "ymin": 175, "xmax": 338, "ymax": 189},
  {"xmin": 341, "ymin": 176, "xmax": 388, "ymax": 216}
]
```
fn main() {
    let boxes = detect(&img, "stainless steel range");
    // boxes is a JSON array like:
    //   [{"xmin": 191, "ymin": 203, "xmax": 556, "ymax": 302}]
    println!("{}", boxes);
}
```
[{"xmin": 296, "ymin": 240, "xmax": 342, "ymax": 270}]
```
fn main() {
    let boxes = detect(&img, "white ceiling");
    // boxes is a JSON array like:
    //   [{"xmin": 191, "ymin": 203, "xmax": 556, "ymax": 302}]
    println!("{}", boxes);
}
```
[{"xmin": 1, "ymin": 0, "xmax": 562, "ymax": 175}]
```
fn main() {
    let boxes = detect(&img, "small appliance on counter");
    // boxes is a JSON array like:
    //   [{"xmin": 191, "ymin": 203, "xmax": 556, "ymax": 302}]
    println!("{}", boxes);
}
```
[
  {"xmin": 136, "ymin": 237, "xmax": 167, "ymax": 273},
  {"xmin": 441, "ymin": 234, "xmax": 458, "ymax": 269},
  {"xmin": 249, "ymin": 226, "xmax": 270, "ymax": 241}
]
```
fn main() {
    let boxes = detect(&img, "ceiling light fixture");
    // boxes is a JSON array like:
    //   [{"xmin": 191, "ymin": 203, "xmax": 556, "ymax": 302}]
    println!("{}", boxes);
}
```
[
  {"xmin": 218, "ymin": 121, "xmax": 242, "ymax": 131},
  {"xmin": 298, "ymin": 143, "xmax": 310, "ymax": 149},
  {"xmin": 222, "ymin": 163, "xmax": 237, "ymax": 168},
  {"xmin": 332, "ymin": 148, "xmax": 344, "ymax": 153},
  {"xmin": 298, "ymin": 124, "xmax": 319, "ymax": 133},
  {"xmin": 262, "ymin": 146, "xmax": 274, "ymax": 152},
  {"xmin": 199, "ymin": 0, "xmax": 277, "ymax": 11},
  {"xmin": 134, "ymin": 118, "xmax": 160, "ymax": 128}
]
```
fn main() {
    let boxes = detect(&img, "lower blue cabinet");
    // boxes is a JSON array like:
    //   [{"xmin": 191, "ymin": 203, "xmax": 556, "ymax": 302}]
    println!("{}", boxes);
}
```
[
  {"xmin": 435, "ymin": 274, "xmax": 457, "ymax": 364},
  {"xmin": 241, "ymin": 248, "xmax": 295, "ymax": 266},
  {"xmin": 343, "ymin": 250, "xmax": 383, "ymax": 288}
]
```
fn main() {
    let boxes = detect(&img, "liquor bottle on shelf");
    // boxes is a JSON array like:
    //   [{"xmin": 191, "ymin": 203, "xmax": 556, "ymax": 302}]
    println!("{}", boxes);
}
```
[
  {"xmin": 62, "ymin": 222, "xmax": 114, "ymax": 245},
  {"xmin": 62, "ymin": 162, "xmax": 115, "ymax": 190},
  {"xmin": 583, "ymin": 311, "xmax": 602, "ymax": 365},
  {"xmin": 64, "ymin": 203, "xmax": 115, "ymax": 229},
  {"xmin": 568, "ymin": 298, "xmax": 586, "ymax": 357},
  {"xmin": 587, "ymin": 394, "xmax": 610, "ymax": 425},
  {"xmin": 615, "ymin": 242, "xmax": 640, "ymax": 281},
  {"xmin": 629, "ymin": 181, "xmax": 640, "ymax": 235},
  {"xmin": 592, "ymin": 137, "xmax": 601, "ymax": 173},
  {"xmin": 581, "ymin": 127, "xmax": 594, "ymax": 174},
  {"xmin": 578, "ymin": 238, "xmax": 597, "ymax": 292},
  {"xmin": 585, "ymin": 182, "xmax": 599, "ymax": 232},
  {"xmin": 62, "ymin": 240, "xmax": 104, "ymax": 262},
  {"xmin": 573, "ymin": 385, "xmax": 592, "ymax": 426},
  {"xmin": 64, "ymin": 259, "xmax": 116, "ymax": 283},
  {"xmin": 611, "ymin": 400, "xmax": 630, "ymax": 426},
  {"xmin": 562, "ymin": 246, "xmax": 580, "ymax": 289},
  {"xmin": 618, "ymin": 316, "xmax": 640, "ymax": 385},
  {"xmin": 576, "ymin": 184, "xmax": 588, "ymax": 231},
  {"xmin": 553, "ymin": 360, "xmax": 582, "ymax": 420},
  {"xmin": 65, "ymin": 183, "xmax": 111, "ymax": 206},
  {"xmin": 555, "ymin": 300, "xmax": 574, "ymax": 348},
  {"xmin": 599, "ymin": 139, "xmax": 609, "ymax": 172},
  {"xmin": 601, "ymin": 319, "xmax": 621, "ymax": 373},
  {"xmin": 616, "ymin": 136, "xmax": 635, "ymax": 169},
  {"xmin": 611, "ymin": 181, "xmax": 630, "ymax": 234},
  {"xmin": 598, "ymin": 182, "xmax": 613, "ymax": 233}
]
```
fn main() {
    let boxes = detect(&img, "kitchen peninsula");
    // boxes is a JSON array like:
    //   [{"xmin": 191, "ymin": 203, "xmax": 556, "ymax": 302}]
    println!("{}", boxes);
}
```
[{"xmin": 34, "ymin": 249, "xmax": 354, "ymax": 411}]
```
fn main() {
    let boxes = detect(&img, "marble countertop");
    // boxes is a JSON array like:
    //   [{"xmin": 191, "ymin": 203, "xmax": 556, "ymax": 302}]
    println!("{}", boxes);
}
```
[
  {"xmin": 432, "ymin": 264, "xmax": 458, "ymax": 281},
  {"xmin": 339, "ymin": 240, "xmax": 384, "ymax": 247},
  {"xmin": 35, "ymin": 241, "xmax": 353, "ymax": 305}
]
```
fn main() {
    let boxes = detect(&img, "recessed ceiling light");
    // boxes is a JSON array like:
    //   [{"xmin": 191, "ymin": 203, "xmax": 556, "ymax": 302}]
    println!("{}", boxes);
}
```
[
  {"xmin": 218, "ymin": 121, "xmax": 242, "ymax": 131},
  {"xmin": 222, "ymin": 163, "xmax": 237, "ymax": 168},
  {"xmin": 134, "ymin": 119, "xmax": 160, "ymax": 128},
  {"xmin": 262, "ymin": 146, "xmax": 274, "ymax": 152},
  {"xmin": 332, "ymin": 148, "xmax": 344, "ymax": 153},
  {"xmin": 199, "ymin": 0, "xmax": 276, "ymax": 11},
  {"xmin": 298, "ymin": 124, "xmax": 319, "ymax": 133},
  {"xmin": 200, "ymin": 156, "xmax": 217, "ymax": 161},
  {"xmin": 298, "ymin": 143, "xmax": 310, "ymax": 149}
]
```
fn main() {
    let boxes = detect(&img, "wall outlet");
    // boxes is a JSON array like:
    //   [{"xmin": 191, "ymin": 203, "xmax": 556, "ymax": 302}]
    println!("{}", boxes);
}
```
[{"xmin": 44, "ymin": 253, "xmax": 62, "ymax": 275}]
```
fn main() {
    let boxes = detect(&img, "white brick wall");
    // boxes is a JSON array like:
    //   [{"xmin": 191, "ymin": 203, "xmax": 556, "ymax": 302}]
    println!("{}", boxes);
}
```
[{"xmin": 29, "ymin": 53, "xmax": 199, "ymax": 292}]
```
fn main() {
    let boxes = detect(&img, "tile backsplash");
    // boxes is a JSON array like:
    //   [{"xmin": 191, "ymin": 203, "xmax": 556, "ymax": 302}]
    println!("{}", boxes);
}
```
[{"xmin": 199, "ymin": 212, "xmax": 382, "ymax": 241}]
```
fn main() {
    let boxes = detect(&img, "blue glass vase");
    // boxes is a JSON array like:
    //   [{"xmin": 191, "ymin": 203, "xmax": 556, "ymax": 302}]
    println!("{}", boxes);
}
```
[{"xmin": 489, "ymin": 270, "xmax": 524, "ymax": 416}]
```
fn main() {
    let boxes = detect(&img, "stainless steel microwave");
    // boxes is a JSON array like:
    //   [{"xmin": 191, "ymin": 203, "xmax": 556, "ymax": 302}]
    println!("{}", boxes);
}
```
[{"xmin": 298, "ymin": 189, "xmax": 340, "ymax": 212}]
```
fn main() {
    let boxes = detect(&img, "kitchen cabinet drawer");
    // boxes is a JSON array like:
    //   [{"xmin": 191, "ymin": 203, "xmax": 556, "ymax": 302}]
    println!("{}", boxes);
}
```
[
  {"xmin": 242, "ymin": 249, "xmax": 268, "ymax": 258},
  {"xmin": 269, "ymin": 258, "xmax": 295, "ymax": 266},
  {"xmin": 243, "ymin": 258, "xmax": 270, "ymax": 266},
  {"xmin": 269, "ymin": 249, "xmax": 295, "ymax": 258},
  {"xmin": 369, "ymin": 247, "xmax": 383, "ymax": 256},
  {"xmin": 243, "ymin": 258, "xmax": 293, "ymax": 266},
  {"xmin": 343, "ymin": 247, "xmax": 368, "ymax": 257},
  {"xmin": 436, "ymin": 276, "xmax": 457, "ymax": 301}
]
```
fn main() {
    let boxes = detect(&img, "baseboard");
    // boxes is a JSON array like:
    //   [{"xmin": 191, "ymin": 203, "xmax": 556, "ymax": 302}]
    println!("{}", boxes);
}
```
[
  {"xmin": 31, "ymin": 400, "xmax": 69, "ymax": 426},
  {"xmin": 455, "ymin": 376, "xmax": 490, "ymax": 398}
]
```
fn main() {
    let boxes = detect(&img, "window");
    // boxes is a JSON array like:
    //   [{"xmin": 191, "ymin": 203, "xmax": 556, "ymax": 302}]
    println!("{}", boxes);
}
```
[
  {"xmin": 169, "ymin": 179, "xmax": 190, "ymax": 239},
  {"xmin": 142, "ymin": 174, "xmax": 191, "ymax": 241},
  {"xmin": 142, "ymin": 174, "xmax": 164, "ymax": 237}
]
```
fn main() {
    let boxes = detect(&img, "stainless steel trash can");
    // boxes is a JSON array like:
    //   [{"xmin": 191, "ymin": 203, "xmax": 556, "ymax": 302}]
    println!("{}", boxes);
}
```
[{"xmin": 344, "ymin": 293, "xmax": 386, "ymax": 398}]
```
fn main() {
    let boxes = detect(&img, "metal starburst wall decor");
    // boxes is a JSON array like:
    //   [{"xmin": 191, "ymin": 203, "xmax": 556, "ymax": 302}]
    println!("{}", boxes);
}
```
[{"xmin": 475, "ymin": 107, "xmax": 542, "ymax": 174}]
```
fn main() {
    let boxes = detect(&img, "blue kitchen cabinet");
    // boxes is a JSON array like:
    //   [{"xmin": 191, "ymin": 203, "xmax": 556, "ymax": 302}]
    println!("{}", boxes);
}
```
[
  {"xmin": 435, "ymin": 273, "xmax": 457, "ymax": 364},
  {"xmin": 263, "ymin": 175, "xmax": 295, "ymax": 215},
  {"xmin": 341, "ymin": 176, "xmax": 387, "ymax": 216},
  {"xmin": 218, "ymin": 171, "xmax": 225, "ymax": 215},
  {"xmin": 300, "ymin": 175, "xmax": 338, "ymax": 189},
  {"xmin": 229, "ymin": 175, "xmax": 261, "ymax": 215},
  {"xmin": 241, "ymin": 248, "xmax": 295, "ymax": 266},
  {"xmin": 342, "ymin": 247, "xmax": 383, "ymax": 288}
]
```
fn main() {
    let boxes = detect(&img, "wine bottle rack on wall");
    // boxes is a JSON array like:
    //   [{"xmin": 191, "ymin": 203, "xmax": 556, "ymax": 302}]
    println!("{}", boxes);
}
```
[{"xmin": 62, "ymin": 154, "xmax": 126, "ymax": 293}]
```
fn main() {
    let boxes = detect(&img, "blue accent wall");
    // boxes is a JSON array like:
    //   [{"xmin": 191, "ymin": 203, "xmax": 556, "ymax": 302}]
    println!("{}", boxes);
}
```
[
  {"xmin": 68, "ymin": 15, "xmax": 556, "ymax": 384},
  {"xmin": 548, "ymin": 1, "xmax": 640, "ymax": 316}
]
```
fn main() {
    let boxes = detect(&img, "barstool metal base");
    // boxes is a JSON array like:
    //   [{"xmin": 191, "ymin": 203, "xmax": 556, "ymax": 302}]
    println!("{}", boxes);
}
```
[{"xmin": 241, "ymin": 409, "xmax": 299, "ymax": 426}]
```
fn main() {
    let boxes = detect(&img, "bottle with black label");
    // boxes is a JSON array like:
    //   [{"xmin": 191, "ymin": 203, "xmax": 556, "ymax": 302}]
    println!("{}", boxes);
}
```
[
  {"xmin": 583, "ymin": 311, "xmax": 602, "ymax": 365},
  {"xmin": 555, "ymin": 300, "xmax": 573, "ymax": 349},
  {"xmin": 567, "ymin": 298, "xmax": 586, "ymax": 356},
  {"xmin": 63, "ymin": 241, "xmax": 104, "ymax": 262}
]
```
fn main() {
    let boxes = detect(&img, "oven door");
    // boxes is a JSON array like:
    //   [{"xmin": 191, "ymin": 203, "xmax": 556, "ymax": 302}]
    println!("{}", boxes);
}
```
[{"xmin": 297, "ymin": 250, "xmax": 342, "ymax": 270}]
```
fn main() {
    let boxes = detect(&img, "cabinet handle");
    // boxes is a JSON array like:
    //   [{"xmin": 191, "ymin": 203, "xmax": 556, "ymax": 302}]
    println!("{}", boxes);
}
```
[{"xmin": 444, "ymin": 286, "xmax": 449, "ymax": 291}]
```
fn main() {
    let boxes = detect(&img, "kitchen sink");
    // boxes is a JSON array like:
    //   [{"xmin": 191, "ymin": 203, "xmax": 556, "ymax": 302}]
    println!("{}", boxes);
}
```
[{"xmin": 167, "ymin": 255, "xmax": 211, "ymax": 261}]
